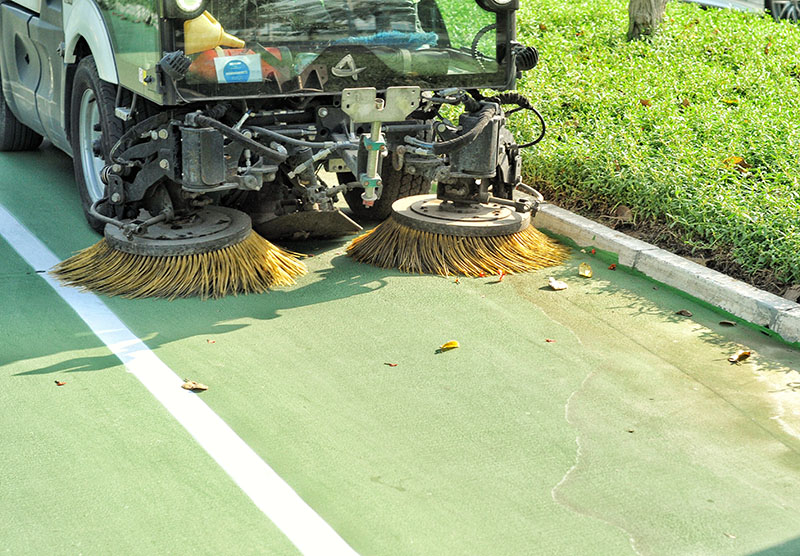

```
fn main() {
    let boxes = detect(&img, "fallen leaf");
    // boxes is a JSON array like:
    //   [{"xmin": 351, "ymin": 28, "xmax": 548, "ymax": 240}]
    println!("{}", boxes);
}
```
[
  {"xmin": 723, "ymin": 156, "xmax": 750, "ymax": 172},
  {"xmin": 454, "ymin": 278, "xmax": 460, "ymax": 284},
  {"xmin": 764, "ymin": 42, "xmax": 771, "ymax": 54},
  {"xmin": 728, "ymin": 350, "xmax": 752, "ymax": 364},
  {"xmin": 676, "ymin": 309, "xmax": 693, "ymax": 317},
  {"xmin": 590, "ymin": 249, "xmax": 596, "ymax": 255},
  {"xmin": 548, "ymin": 277, "xmax": 568, "ymax": 291},
  {"xmin": 681, "ymin": 98, "xmax": 691, "ymax": 107},
  {"xmin": 498, "ymin": 271, "xmax": 506, "ymax": 282},
  {"xmin": 545, "ymin": 339, "xmax": 556, "ymax": 343},
  {"xmin": 478, "ymin": 272, "xmax": 486, "ymax": 278},
  {"xmin": 54, "ymin": 381, "xmax": 66, "ymax": 386},
  {"xmin": 539, "ymin": 23, "xmax": 548, "ymax": 31},
  {"xmin": 721, "ymin": 98, "xmax": 739, "ymax": 105},
  {"xmin": 627, "ymin": 429, "xmax": 635, "ymax": 433},
  {"xmin": 206, "ymin": 339, "xmax": 216, "ymax": 344},
  {"xmin": 639, "ymin": 99, "xmax": 652, "ymax": 107},
  {"xmin": 719, "ymin": 320, "xmax": 737, "ymax": 327},
  {"xmin": 578, "ymin": 263, "xmax": 593, "ymax": 278},
  {"xmin": 439, "ymin": 340, "xmax": 460, "ymax": 352},
  {"xmin": 384, "ymin": 363, "xmax": 398, "ymax": 367},
  {"xmin": 608, "ymin": 264, "xmax": 617, "ymax": 271},
  {"xmin": 724, "ymin": 533, "xmax": 737, "ymax": 539},
  {"xmin": 182, "ymin": 379, "xmax": 209, "ymax": 391}
]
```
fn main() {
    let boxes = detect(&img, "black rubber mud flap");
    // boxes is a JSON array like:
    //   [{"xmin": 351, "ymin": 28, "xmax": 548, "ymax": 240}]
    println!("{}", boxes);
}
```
[{"xmin": 252, "ymin": 209, "xmax": 362, "ymax": 241}]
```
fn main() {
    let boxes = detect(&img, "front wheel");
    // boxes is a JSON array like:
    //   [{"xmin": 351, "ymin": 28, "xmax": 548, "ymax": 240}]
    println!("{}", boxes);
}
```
[
  {"xmin": 342, "ymin": 162, "xmax": 431, "ymax": 221},
  {"xmin": 69, "ymin": 56, "xmax": 123, "ymax": 232}
]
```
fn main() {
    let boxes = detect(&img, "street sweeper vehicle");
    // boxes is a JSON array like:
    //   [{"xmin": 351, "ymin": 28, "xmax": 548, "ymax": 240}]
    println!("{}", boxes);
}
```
[{"xmin": 0, "ymin": 0, "xmax": 567, "ymax": 298}]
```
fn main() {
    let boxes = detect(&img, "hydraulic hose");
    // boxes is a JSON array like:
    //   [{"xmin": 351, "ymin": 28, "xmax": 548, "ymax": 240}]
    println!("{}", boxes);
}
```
[
  {"xmin": 110, "ymin": 112, "xmax": 171, "ymax": 164},
  {"xmin": 248, "ymin": 126, "xmax": 356, "ymax": 150},
  {"xmin": 431, "ymin": 104, "xmax": 497, "ymax": 156},
  {"xmin": 189, "ymin": 114, "xmax": 288, "ymax": 163}
]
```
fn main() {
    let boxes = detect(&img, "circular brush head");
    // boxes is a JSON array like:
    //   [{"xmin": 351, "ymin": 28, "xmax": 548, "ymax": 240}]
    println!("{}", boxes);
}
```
[
  {"xmin": 347, "ymin": 195, "xmax": 569, "ymax": 276},
  {"xmin": 52, "ymin": 207, "xmax": 307, "ymax": 299}
]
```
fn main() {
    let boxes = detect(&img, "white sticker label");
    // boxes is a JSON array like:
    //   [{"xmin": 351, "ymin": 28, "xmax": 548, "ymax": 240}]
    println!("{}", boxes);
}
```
[{"xmin": 214, "ymin": 54, "xmax": 263, "ymax": 84}]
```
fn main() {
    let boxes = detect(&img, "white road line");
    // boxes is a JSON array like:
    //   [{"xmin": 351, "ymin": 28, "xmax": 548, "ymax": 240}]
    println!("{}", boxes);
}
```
[{"xmin": 0, "ymin": 205, "xmax": 358, "ymax": 556}]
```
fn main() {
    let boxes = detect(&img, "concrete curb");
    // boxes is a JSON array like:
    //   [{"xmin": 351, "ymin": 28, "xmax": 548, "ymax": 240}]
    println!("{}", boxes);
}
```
[{"xmin": 533, "ymin": 204, "xmax": 800, "ymax": 345}]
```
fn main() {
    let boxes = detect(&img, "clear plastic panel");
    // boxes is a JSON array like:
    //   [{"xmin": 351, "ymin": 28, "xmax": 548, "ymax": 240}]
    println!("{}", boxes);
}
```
[{"xmin": 178, "ymin": 0, "xmax": 505, "ymax": 97}]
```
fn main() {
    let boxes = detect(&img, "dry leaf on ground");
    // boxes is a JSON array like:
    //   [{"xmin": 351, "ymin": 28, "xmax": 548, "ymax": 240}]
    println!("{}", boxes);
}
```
[
  {"xmin": 549, "ymin": 277, "xmax": 568, "ymax": 291},
  {"xmin": 728, "ymin": 350, "xmax": 752, "ymax": 364},
  {"xmin": 439, "ymin": 341, "xmax": 460, "ymax": 352},
  {"xmin": 578, "ymin": 263, "xmax": 593, "ymax": 278},
  {"xmin": 182, "ymin": 380, "xmax": 209, "ymax": 391}
]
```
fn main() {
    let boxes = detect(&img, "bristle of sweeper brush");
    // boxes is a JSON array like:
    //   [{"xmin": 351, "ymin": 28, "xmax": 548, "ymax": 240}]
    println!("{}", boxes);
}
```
[
  {"xmin": 347, "ymin": 216, "xmax": 569, "ymax": 276},
  {"xmin": 51, "ymin": 232, "xmax": 307, "ymax": 299}
]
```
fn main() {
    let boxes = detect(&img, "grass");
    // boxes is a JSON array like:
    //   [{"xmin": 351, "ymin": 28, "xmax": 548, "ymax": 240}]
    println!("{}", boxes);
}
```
[{"xmin": 509, "ymin": 0, "xmax": 800, "ymax": 289}]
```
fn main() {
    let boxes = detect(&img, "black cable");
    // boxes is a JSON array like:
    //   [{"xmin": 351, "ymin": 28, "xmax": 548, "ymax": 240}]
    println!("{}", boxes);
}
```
[
  {"xmin": 431, "ymin": 104, "xmax": 497, "ymax": 156},
  {"xmin": 517, "ymin": 106, "xmax": 546, "ymax": 148},
  {"xmin": 470, "ymin": 23, "xmax": 497, "ymax": 70},
  {"xmin": 486, "ymin": 92, "xmax": 546, "ymax": 148}
]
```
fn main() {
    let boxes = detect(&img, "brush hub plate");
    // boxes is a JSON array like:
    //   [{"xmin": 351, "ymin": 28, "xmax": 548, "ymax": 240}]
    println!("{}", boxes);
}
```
[
  {"xmin": 391, "ymin": 195, "xmax": 530, "ymax": 237},
  {"xmin": 105, "ymin": 206, "xmax": 252, "ymax": 256}
]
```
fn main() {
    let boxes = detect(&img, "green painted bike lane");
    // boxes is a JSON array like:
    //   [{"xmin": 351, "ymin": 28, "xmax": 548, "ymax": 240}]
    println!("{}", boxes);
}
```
[{"xmin": 3, "ymin": 146, "xmax": 800, "ymax": 555}]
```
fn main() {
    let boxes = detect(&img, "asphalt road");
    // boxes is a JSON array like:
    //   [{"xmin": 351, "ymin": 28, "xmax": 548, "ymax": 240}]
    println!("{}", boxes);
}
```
[{"xmin": 2, "ymin": 145, "xmax": 800, "ymax": 555}]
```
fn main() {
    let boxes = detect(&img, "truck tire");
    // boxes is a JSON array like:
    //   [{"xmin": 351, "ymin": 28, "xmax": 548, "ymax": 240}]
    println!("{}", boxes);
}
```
[
  {"xmin": 342, "ymin": 162, "xmax": 431, "ymax": 221},
  {"xmin": 70, "ymin": 56, "xmax": 123, "ymax": 232},
  {"xmin": 0, "ymin": 84, "xmax": 44, "ymax": 151}
]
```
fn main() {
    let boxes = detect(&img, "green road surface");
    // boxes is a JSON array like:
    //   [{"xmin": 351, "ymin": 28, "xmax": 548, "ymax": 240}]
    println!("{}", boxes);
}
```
[{"xmin": 2, "ymin": 145, "xmax": 800, "ymax": 555}]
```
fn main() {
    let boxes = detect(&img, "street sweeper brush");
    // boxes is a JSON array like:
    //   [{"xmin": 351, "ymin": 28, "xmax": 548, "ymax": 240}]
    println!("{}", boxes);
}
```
[
  {"xmin": 347, "ymin": 195, "xmax": 568, "ymax": 276},
  {"xmin": 52, "ymin": 207, "xmax": 306, "ymax": 299}
]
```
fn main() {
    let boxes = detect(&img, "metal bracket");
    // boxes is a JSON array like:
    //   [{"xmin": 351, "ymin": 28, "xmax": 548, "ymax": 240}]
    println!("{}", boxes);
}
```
[
  {"xmin": 341, "ymin": 87, "xmax": 421, "ymax": 206},
  {"xmin": 341, "ymin": 87, "xmax": 421, "ymax": 124}
]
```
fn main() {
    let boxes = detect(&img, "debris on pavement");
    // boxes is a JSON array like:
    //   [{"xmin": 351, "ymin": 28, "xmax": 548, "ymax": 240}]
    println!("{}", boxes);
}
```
[
  {"xmin": 719, "ymin": 320, "xmax": 737, "ymax": 327},
  {"xmin": 548, "ymin": 277, "xmax": 568, "ymax": 291},
  {"xmin": 728, "ymin": 350, "xmax": 752, "ymax": 364},
  {"xmin": 545, "ymin": 339, "xmax": 556, "ymax": 343},
  {"xmin": 437, "ymin": 341, "xmax": 460, "ymax": 353},
  {"xmin": 675, "ymin": 309, "xmax": 693, "ymax": 317},
  {"xmin": 384, "ymin": 363, "xmax": 398, "ymax": 367},
  {"xmin": 608, "ymin": 264, "xmax": 617, "ymax": 271},
  {"xmin": 54, "ymin": 380, "xmax": 66, "ymax": 386},
  {"xmin": 206, "ymin": 339, "xmax": 216, "ymax": 344},
  {"xmin": 182, "ymin": 379, "xmax": 209, "ymax": 391},
  {"xmin": 578, "ymin": 263, "xmax": 593, "ymax": 278}
]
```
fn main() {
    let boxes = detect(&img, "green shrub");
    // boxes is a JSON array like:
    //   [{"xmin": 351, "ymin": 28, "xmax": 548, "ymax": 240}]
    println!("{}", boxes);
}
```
[{"xmin": 511, "ymin": 0, "xmax": 800, "ymax": 284}]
